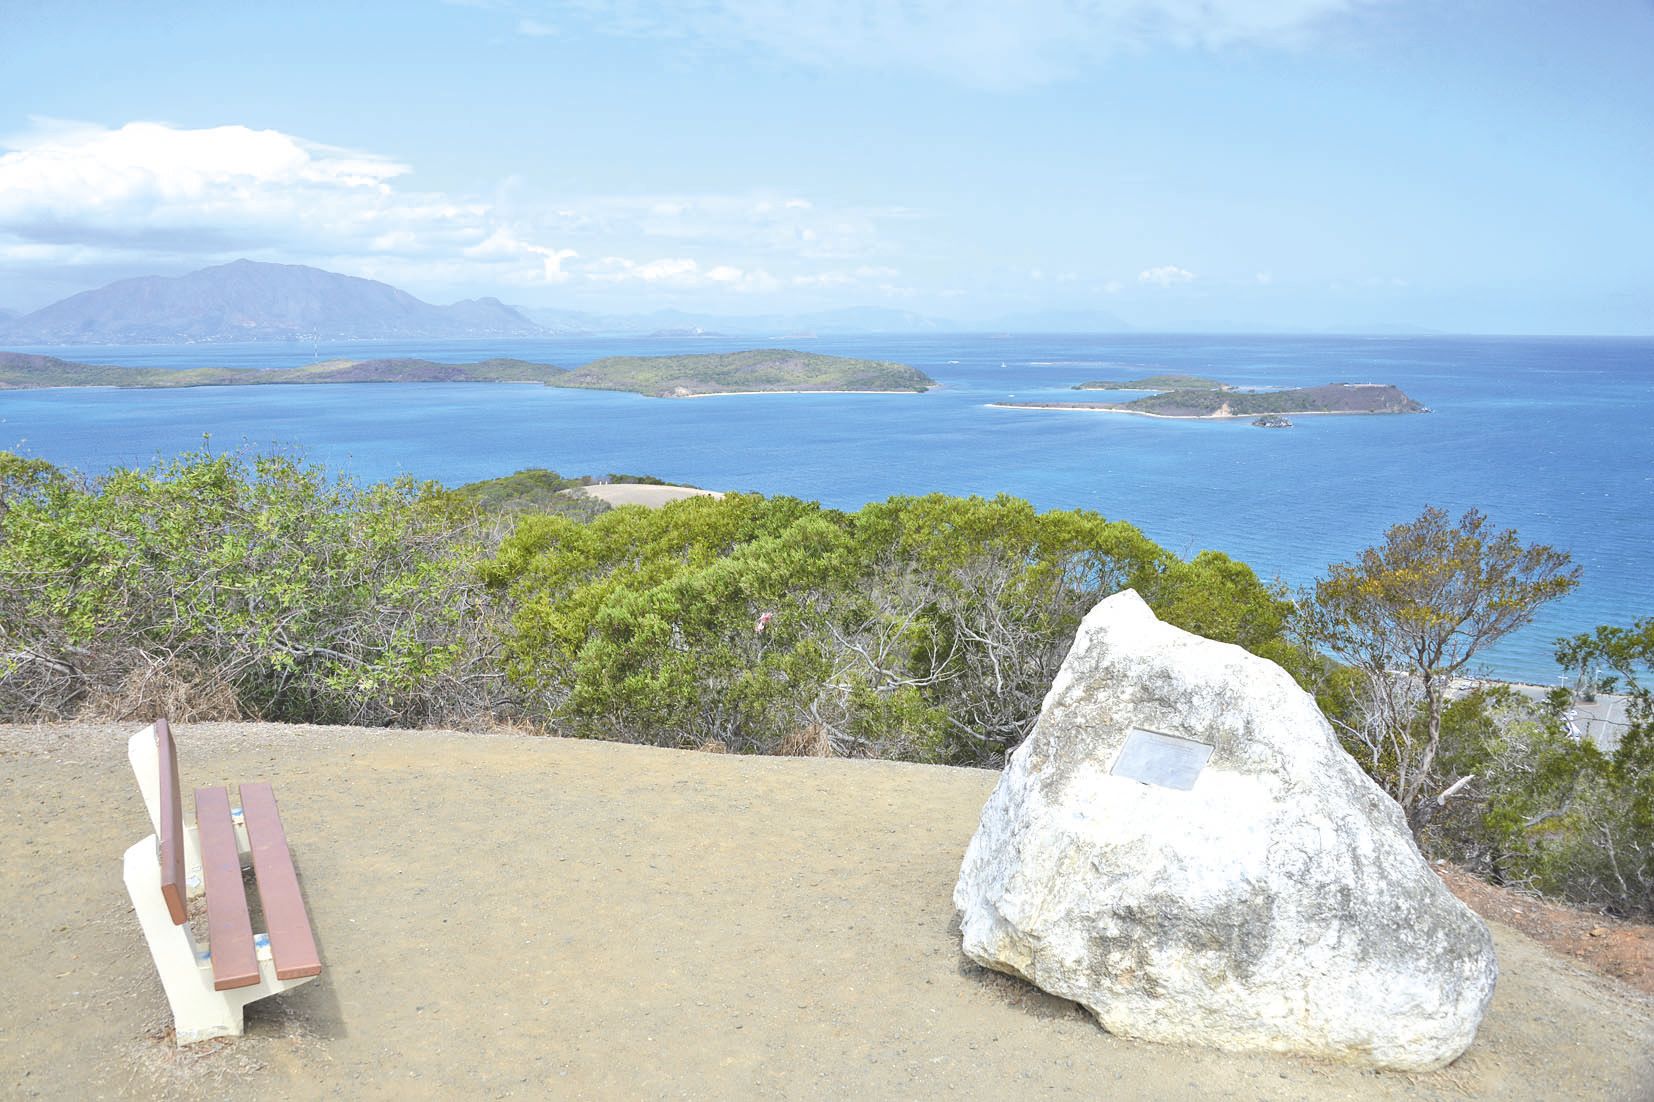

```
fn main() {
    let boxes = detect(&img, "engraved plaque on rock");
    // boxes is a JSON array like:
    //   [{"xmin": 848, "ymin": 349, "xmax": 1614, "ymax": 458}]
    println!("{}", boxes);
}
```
[{"xmin": 1109, "ymin": 727, "xmax": 1214, "ymax": 791}]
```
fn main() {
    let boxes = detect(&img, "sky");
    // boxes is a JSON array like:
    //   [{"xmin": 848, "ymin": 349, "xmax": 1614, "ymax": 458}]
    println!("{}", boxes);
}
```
[{"xmin": 0, "ymin": 1, "xmax": 1650, "ymax": 333}]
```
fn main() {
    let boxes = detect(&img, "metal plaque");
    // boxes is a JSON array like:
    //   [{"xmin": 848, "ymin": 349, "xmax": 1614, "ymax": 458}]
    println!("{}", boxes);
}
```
[{"xmin": 1109, "ymin": 727, "xmax": 1214, "ymax": 791}]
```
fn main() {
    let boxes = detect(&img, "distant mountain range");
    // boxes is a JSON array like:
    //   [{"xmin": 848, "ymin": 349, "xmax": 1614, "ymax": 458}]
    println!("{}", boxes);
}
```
[
  {"xmin": 0, "ymin": 261, "xmax": 974, "ymax": 344},
  {"xmin": 0, "ymin": 259, "xmax": 1454, "ymax": 345},
  {"xmin": 0, "ymin": 260, "xmax": 544, "ymax": 344}
]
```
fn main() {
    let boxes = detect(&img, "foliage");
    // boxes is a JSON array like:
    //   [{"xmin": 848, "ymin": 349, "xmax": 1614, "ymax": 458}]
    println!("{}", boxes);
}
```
[
  {"xmin": 483, "ymin": 491, "xmax": 1302, "ymax": 764},
  {"xmin": 1550, "ymin": 620, "xmax": 1654, "ymax": 914},
  {"xmin": 1302, "ymin": 506, "xmax": 1579, "ymax": 832},
  {"xmin": 0, "ymin": 447, "xmax": 506, "ymax": 726},
  {"xmin": 1428, "ymin": 683, "xmax": 1652, "ymax": 918},
  {"xmin": 450, "ymin": 467, "xmax": 611, "ymax": 520}
]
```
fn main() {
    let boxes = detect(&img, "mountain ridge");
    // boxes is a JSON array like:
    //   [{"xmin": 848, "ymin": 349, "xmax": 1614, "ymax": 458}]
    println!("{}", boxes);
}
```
[{"xmin": 0, "ymin": 260, "xmax": 545, "ymax": 344}]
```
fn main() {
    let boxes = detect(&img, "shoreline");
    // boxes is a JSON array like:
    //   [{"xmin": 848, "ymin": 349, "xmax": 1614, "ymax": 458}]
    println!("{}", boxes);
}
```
[
  {"xmin": 672, "ymin": 386, "xmax": 935, "ymax": 398},
  {"xmin": 3, "ymin": 381, "xmax": 933, "ymax": 399},
  {"xmin": 986, "ymin": 402, "xmax": 1419, "ymax": 420}
]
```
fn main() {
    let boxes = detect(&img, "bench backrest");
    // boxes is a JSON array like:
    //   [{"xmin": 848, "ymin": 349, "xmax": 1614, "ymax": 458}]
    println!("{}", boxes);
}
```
[{"xmin": 129, "ymin": 718, "xmax": 189, "ymax": 926}]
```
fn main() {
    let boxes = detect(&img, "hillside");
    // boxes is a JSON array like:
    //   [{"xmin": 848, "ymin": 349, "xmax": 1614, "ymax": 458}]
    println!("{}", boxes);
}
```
[
  {"xmin": 1117, "ymin": 382, "xmax": 1428, "ymax": 416},
  {"xmin": 0, "ymin": 351, "xmax": 566, "ymax": 389},
  {"xmin": 557, "ymin": 349, "xmax": 934, "ymax": 396},
  {"xmin": 997, "ymin": 382, "xmax": 1428, "ymax": 419},
  {"xmin": 0, "ymin": 260, "xmax": 544, "ymax": 344}
]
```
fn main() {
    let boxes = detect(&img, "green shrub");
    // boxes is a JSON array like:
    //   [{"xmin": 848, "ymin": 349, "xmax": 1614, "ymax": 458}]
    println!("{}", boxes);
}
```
[{"xmin": 0, "ymin": 447, "xmax": 504, "ymax": 726}]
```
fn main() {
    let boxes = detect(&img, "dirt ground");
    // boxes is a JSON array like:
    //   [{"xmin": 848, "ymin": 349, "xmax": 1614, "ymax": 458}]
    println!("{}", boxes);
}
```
[
  {"xmin": 2, "ymin": 722, "xmax": 1650, "ymax": 1101},
  {"xmin": 1434, "ymin": 864, "xmax": 1653, "ymax": 996}
]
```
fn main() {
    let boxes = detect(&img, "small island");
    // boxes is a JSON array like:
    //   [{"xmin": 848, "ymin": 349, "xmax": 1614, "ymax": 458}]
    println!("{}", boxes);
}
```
[
  {"xmin": 0, "ymin": 349, "xmax": 935, "ymax": 398},
  {"xmin": 993, "ymin": 378, "xmax": 1428, "ymax": 422}
]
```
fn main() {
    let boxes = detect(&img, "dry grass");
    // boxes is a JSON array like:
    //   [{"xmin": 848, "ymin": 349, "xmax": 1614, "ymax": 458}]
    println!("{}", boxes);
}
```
[{"xmin": 81, "ymin": 662, "xmax": 243, "ymax": 723}]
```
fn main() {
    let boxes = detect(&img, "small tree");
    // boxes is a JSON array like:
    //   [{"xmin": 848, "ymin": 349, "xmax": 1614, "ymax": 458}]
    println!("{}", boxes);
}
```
[
  {"xmin": 1304, "ymin": 507, "xmax": 1579, "ymax": 833},
  {"xmin": 1555, "ymin": 619, "xmax": 1654, "ymax": 913}
]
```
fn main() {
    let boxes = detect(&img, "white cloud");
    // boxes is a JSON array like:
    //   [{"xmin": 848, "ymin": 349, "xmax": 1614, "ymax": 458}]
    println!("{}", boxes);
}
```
[
  {"xmin": 549, "ymin": 0, "xmax": 1384, "ymax": 87},
  {"xmin": 589, "ymin": 255, "xmax": 782, "ymax": 291},
  {"xmin": 1139, "ymin": 264, "xmax": 1196, "ymax": 287},
  {"xmin": 0, "ymin": 119, "xmax": 903, "ymax": 304},
  {"xmin": 0, "ymin": 119, "xmax": 483, "ymax": 264},
  {"xmin": 516, "ymin": 17, "xmax": 557, "ymax": 35},
  {"xmin": 1254, "ymin": 270, "xmax": 1274, "ymax": 284},
  {"xmin": 465, "ymin": 229, "xmax": 578, "ymax": 282}
]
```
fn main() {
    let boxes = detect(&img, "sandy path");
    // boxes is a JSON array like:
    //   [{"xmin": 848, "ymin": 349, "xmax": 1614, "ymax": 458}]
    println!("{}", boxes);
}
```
[
  {"xmin": 2, "ymin": 722, "xmax": 1650, "ymax": 1100},
  {"xmin": 577, "ymin": 484, "xmax": 724, "ymax": 507}
]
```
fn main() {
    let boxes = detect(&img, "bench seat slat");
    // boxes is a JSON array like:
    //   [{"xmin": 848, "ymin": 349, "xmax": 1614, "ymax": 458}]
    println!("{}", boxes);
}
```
[
  {"xmin": 194, "ymin": 786, "xmax": 261, "ymax": 991},
  {"xmin": 156, "ymin": 719, "xmax": 187, "ymax": 925},
  {"xmin": 240, "ymin": 782, "xmax": 323, "ymax": 980}
]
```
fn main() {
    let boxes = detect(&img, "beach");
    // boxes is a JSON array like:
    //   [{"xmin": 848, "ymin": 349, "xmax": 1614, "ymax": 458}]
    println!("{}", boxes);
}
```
[{"xmin": 3, "ymin": 721, "xmax": 1649, "ymax": 1099}]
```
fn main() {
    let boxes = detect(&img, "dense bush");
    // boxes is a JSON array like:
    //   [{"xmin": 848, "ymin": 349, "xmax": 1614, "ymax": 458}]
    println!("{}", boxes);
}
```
[
  {"xmin": 0, "ymin": 448, "xmax": 506, "ymax": 725},
  {"xmin": 1, "ymin": 451, "xmax": 1301, "ymax": 764},
  {"xmin": 482, "ymin": 490, "xmax": 1297, "ymax": 764},
  {"xmin": 1428, "ymin": 684, "xmax": 1652, "ymax": 918}
]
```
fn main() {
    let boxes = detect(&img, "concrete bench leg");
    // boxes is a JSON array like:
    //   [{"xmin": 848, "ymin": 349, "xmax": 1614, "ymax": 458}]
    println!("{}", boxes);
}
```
[{"xmin": 123, "ymin": 835, "xmax": 316, "ymax": 1045}]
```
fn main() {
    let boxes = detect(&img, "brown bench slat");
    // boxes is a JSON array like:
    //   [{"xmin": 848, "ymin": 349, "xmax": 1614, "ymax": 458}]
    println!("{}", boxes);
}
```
[
  {"xmin": 240, "ymin": 782, "xmax": 323, "ymax": 980},
  {"xmin": 194, "ymin": 786, "xmax": 261, "ymax": 991},
  {"xmin": 155, "ymin": 719, "xmax": 188, "ymax": 925}
]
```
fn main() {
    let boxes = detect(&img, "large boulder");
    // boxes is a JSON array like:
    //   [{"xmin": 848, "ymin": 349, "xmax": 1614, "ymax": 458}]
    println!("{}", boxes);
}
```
[{"xmin": 954, "ymin": 590, "xmax": 1497, "ymax": 1071}]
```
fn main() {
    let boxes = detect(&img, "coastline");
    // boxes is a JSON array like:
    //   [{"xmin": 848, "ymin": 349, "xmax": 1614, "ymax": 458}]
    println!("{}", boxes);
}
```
[
  {"xmin": 3, "ymin": 381, "xmax": 931, "ymax": 399},
  {"xmin": 986, "ymin": 402, "xmax": 1419, "ymax": 420}
]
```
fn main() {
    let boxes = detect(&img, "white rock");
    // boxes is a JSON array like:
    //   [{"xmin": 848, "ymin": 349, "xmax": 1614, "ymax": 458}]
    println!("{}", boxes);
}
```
[{"xmin": 953, "ymin": 590, "xmax": 1497, "ymax": 1071}]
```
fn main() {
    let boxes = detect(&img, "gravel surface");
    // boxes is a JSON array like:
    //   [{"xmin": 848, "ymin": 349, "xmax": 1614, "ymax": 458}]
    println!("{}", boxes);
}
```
[{"xmin": 3, "ymin": 721, "xmax": 1650, "ymax": 1100}]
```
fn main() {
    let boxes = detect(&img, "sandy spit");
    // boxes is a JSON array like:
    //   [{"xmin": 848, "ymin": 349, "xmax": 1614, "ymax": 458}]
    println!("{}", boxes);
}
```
[
  {"xmin": 985, "ymin": 403, "xmax": 1414, "ymax": 419},
  {"xmin": 2, "ymin": 721, "xmax": 1649, "ymax": 1100}
]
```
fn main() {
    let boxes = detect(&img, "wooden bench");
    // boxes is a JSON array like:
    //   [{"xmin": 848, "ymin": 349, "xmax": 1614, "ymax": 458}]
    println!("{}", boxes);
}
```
[{"xmin": 122, "ymin": 718, "xmax": 323, "ymax": 1044}]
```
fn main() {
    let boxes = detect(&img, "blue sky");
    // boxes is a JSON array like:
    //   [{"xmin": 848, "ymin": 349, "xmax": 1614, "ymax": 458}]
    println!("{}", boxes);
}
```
[{"xmin": 1, "ymin": 1, "xmax": 1650, "ymax": 332}]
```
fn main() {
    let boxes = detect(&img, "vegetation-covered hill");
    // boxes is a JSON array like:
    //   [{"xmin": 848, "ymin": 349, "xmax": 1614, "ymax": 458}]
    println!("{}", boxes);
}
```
[
  {"xmin": 0, "ymin": 352, "xmax": 567, "ymax": 389},
  {"xmin": 554, "ymin": 349, "xmax": 934, "ymax": 396},
  {"xmin": 1114, "ymin": 382, "xmax": 1427, "ymax": 416},
  {"xmin": 0, "ymin": 349, "xmax": 935, "ymax": 396},
  {"xmin": 1001, "ymin": 382, "xmax": 1427, "ymax": 418}
]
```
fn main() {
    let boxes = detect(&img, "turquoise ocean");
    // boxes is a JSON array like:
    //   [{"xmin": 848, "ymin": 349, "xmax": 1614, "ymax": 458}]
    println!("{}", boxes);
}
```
[{"xmin": 3, "ymin": 333, "xmax": 1650, "ymax": 683}]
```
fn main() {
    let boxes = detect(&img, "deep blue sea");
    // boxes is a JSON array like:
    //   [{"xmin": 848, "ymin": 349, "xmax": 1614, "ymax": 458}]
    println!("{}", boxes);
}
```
[{"xmin": 3, "ymin": 333, "xmax": 1650, "ymax": 683}]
